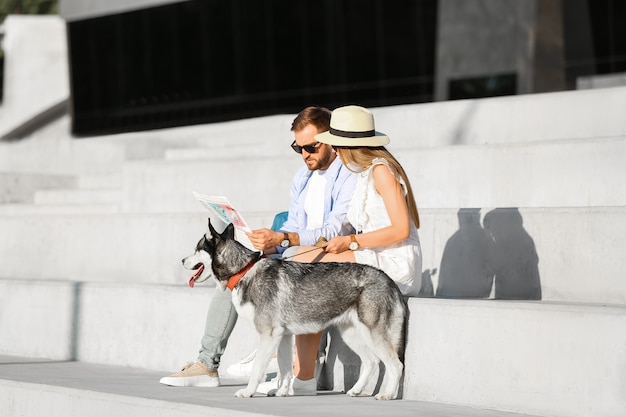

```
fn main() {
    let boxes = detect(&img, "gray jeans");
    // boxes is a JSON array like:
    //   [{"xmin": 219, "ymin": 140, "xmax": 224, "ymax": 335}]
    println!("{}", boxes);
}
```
[{"xmin": 197, "ymin": 287, "xmax": 238, "ymax": 370}]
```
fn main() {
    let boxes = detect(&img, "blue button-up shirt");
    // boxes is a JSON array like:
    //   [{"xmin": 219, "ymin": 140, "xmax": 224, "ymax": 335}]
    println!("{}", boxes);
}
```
[{"xmin": 279, "ymin": 156, "xmax": 357, "ymax": 247}]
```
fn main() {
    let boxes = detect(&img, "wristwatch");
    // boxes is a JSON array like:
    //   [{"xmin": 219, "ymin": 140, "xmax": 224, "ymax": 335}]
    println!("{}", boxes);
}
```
[
  {"xmin": 280, "ymin": 232, "xmax": 290, "ymax": 248},
  {"xmin": 348, "ymin": 234, "xmax": 359, "ymax": 251}
]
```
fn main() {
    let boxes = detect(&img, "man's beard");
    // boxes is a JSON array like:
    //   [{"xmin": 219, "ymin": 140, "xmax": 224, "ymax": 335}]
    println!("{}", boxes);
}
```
[{"xmin": 306, "ymin": 150, "xmax": 332, "ymax": 171}]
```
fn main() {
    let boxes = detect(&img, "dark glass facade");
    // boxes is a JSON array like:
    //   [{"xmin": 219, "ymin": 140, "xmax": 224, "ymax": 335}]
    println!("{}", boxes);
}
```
[
  {"xmin": 67, "ymin": 0, "xmax": 438, "ymax": 136},
  {"xmin": 562, "ymin": 0, "xmax": 626, "ymax": 89},
  {"xmin": 448, "ymin": 73, "xmax": 517, "ymax": 101}
]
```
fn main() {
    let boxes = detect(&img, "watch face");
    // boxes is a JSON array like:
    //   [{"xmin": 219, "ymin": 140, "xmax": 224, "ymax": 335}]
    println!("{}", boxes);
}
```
[
  {"xmin": 281, "ymin": 239, "xmax": 290, "ymax": 248},
  {"xmin": 349, "ymin": 241, "xmax": 358, "ymax": 250}
]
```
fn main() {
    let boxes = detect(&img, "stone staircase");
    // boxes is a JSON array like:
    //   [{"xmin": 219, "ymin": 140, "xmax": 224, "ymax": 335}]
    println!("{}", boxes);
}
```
[{"xmin": 1, "ymin": 86, "xmax": 625, "ymax": 417}]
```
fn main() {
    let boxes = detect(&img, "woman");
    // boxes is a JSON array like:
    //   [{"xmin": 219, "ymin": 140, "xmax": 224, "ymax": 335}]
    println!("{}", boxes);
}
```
[{"xmin": 289, "ymin": 105, "xmax": 422, "ymax": 395}]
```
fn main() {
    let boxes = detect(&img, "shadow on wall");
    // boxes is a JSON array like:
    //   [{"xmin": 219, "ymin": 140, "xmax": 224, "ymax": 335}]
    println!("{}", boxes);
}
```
[{"xmin": 435, "ymin": 207, "xmax": 541, "ymax": 300}]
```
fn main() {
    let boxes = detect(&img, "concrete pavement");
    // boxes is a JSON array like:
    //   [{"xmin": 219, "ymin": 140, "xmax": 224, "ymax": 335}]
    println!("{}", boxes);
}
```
[{"xmin": 0, "ymin": 355, "xmax": 536, "ymax": 417}]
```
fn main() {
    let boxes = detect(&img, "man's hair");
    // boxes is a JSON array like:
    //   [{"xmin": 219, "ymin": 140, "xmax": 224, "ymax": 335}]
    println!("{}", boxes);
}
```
[{"xmin": 291, "ymin": 106, "xmax": 331, "ymax": 133}]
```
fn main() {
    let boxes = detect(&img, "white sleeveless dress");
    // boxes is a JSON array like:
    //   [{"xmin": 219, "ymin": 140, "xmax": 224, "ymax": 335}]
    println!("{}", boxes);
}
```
[{"xmin": 347, "ymin": 158, "xmax": 422, "ymax": 296}]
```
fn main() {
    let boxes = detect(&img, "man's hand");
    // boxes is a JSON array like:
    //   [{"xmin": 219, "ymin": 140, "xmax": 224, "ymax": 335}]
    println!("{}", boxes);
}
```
[{"xmin": 245, "ymin": 228, "xmax": 280, "ymax": 251}]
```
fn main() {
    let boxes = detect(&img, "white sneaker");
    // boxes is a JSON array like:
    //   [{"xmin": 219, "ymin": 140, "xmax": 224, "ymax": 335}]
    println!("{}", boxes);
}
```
[
  {"xmin": 256, "ymin": 376, "xmax": 280, "ymax": 395},
  {"xmin": 159, "ymin": 362, "xmax": 220, "ymax": 387},
  {"xmin": 291, "ymin": 377, "xmax": 317, "ymax": 396},
  {"xmin": 266, "ymin": 376, "xmax": 317, "ymax": 396},
  {"xmin": 226, "ymin": 350, "xmax": 279, "ymax": 378}
]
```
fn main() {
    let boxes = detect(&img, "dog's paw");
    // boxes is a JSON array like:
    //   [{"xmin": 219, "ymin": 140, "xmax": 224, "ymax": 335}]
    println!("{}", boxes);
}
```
[
  {"xmin": 266, "ymin": 385, "xmax": 290, "ymax": 397},
  {"xmin": 346, "ymin": 389, "xmax": 369, "ymax": 397},
  {"xmin": 234, "ymin": 388, "xmax": 255, "ymax": 398},
  {"xmin": 374, "ymin": 392, "xmax": 395, "ymax": 401},
  {"xmin": 274, "ymin": 385, "xmax": 290, "ymax": 397}
]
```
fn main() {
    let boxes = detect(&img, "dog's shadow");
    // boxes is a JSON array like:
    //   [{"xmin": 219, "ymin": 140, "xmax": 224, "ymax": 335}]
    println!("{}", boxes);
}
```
[{"xmin": 319, "ymin": 327, "xmax": 404, "ymax": 397}]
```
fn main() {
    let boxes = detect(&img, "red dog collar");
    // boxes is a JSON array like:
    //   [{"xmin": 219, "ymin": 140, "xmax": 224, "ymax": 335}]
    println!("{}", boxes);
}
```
[{"xmin": 226, "ymin": 256, "xmax": 263, "ymax": 290}]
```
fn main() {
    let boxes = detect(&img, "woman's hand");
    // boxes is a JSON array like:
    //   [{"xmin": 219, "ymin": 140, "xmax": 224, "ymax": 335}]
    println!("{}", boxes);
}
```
[{"xmin": 324, "ymin": 235, "xmax": 350, "ymax": 254}]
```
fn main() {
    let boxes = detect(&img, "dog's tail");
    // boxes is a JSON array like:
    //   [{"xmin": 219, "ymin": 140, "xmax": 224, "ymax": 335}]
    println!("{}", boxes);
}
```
[{"xmin": 399, "ymin": 297, "xmax": 409, "ymax": 363}]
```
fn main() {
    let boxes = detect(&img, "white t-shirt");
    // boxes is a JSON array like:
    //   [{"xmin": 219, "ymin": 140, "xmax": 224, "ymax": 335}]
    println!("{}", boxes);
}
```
[{"xmin": 304, "ymin": 169, "xmax": 327, "ymax": 230}]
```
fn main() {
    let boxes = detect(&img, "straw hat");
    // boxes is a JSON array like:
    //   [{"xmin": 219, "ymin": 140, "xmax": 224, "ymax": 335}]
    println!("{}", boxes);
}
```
[{"xmin": 315, "ymin": 105, "xmax": 389, "ymax": 147}]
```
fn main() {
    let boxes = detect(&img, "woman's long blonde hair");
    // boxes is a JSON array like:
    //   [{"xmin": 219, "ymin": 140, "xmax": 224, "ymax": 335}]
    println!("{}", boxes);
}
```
[{"xmin": 336, "ymin": 146, "xmax": 420, "ymax": 228}]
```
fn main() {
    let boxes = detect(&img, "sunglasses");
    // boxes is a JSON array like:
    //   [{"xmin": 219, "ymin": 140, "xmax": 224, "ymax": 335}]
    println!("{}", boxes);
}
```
[{"xmin": 291, "ymin": 140, "xmax": 321, "ymax": 154}]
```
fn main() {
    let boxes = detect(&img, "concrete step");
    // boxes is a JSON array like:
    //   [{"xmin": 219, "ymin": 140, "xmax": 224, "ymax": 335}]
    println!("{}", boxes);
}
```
[
  {"xmin": 33, "ymin": 188, "xmax": 122, "ymax": 205},
  {"xmin": 0, "ymin": 356, "xmax": 533, "ymax": 417},
  {"xmin": 0, "ymin": 280, "xmax": 253, "ymax": 374},
  {"xmin": 2, "ymin": 87, "xmax": 623, "ymax": 185},
  {"xmin": 3, "ymin": 86, "xmax": 625, "ymax": 177},
  {"xmin": 5, "ymin": 85, "xmax": 618, "ymax": 174},
  {"xmin": 0, "ymin": 211, "xmax": 276, "ymax": 285},
  {"xmin": 121, "ymin": 136, "xmax": 626, "ymax": 214},
  {"xmin": 0, "ymin": 207, "xmax": 624, "ymax": 304},
  {"xmin": 164, "ymin": 144, "xmax": 294, "ymax": 161},
  {"xmin": 374, "ymin": 86, "xmax": 626, "ymax": 147},
  {"xmin": 77, "ymin": 173, "xmax": 123, "ymax": 189},
  {"xmin": 0, "ymin": 173, "xmax": 121, "ymax": 210},
  {"xmin": 0, "ymin": 135, "xmax": 125, "ymax": 175},
  {"xmin": 0, "ymin": 172, "xmax": 77, "ymax": 203},
  {"xmin": 403, "ymin": 298, "xmax": 626, "ymax": 417},
  {"xmin": 163, "ymin": 122, "xmax": 292, "ymax": 161},
  {"xmin": 166, "ymin": 86, "xmax": 626, "ymax": 161},
  {"xmin": 121, "ymin": 157, "xmax": 300, "ymax": 214},
  {"xmin": 400, "ymin": 136, "xmax": 626, "ymax": 208},
  {"xmin": 0, "ymin": 203, "xmax": 119, "ymax": 214},
  {"xmin": 0, "ymin": 282, "xmax": 622, "ymax": 417}
]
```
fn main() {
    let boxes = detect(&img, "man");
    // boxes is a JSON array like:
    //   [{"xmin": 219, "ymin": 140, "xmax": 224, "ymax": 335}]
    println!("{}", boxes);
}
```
[{"xmin": 159, "ymin": 106, "xmax": 356, "ymax": 394}]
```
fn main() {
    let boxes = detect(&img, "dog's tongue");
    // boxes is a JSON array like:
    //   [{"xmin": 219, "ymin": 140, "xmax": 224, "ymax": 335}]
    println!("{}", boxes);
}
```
[{"xmin": 188, "ymin": 265, "xmax": 205, "ymax": 288}]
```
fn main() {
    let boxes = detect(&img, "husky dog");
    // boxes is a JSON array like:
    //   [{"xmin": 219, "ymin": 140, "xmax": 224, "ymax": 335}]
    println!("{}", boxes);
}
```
[{"xmin": 183, "ymin": 219, "xmax": 407, "ymax": 400}]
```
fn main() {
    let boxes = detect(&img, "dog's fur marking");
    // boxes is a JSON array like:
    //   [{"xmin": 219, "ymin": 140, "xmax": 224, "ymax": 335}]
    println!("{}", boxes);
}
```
[{"xmin": 182, "ymin": 219, "xmax": 408, "ymax": 400}]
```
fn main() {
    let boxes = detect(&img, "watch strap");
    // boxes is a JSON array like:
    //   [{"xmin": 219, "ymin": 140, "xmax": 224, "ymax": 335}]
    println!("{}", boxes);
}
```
[{"xmin": 349, "ymin": 234, "xmax": 359, "ymax": 250}]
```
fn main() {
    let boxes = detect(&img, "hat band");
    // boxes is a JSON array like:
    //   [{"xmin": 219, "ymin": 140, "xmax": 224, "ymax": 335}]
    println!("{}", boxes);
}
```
[{"xmin": 330, "ymin": 127, "xmax": 375, "ymax": 138}]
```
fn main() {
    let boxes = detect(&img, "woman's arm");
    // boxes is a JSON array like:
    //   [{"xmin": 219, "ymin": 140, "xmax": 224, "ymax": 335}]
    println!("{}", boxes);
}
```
[{"xmin": 325, "ymin": 164, "xmax": 410, "ymax": 253}]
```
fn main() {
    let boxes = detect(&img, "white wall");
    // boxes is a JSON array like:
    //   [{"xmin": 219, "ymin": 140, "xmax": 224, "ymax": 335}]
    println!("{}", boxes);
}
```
[{"xmin": 0, "ymin": 16, "xmax": 68, "ymax": 137}]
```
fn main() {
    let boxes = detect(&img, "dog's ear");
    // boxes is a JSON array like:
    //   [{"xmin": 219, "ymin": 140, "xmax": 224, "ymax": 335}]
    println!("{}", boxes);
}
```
[
  {"xmin": 222, "ymin": 222, "xmax": 235, "ymax": 239},
  {"xmin": 207, "ymin": 218, "xmax": 217, "ymax": 239}
]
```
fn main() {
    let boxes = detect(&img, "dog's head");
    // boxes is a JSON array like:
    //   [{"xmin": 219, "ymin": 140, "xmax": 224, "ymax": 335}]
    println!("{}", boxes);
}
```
[{"xmin": 182, "ymin": 219, "xmax": 235, "ymax": 290}]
